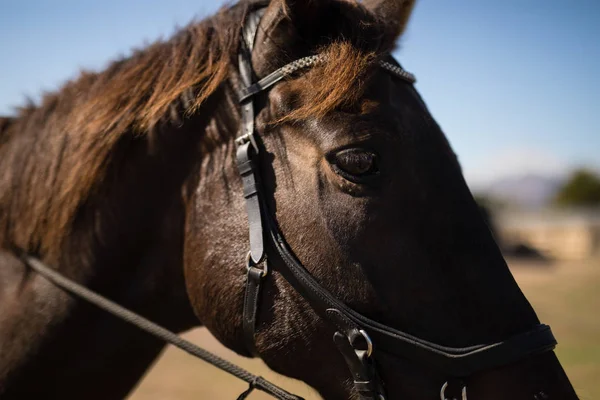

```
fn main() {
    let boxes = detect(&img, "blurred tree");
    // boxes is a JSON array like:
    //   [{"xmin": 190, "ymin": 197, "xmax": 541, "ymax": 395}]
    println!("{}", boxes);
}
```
[{"xmin": 554, "ymin": 169, "xmax": 600, "ymax": 207}]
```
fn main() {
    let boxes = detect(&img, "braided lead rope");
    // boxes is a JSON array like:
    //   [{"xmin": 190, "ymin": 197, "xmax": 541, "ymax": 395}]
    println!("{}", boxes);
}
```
[{"xmin": 22, "ymin": 255, "xmax": 303, "ymax": 400}]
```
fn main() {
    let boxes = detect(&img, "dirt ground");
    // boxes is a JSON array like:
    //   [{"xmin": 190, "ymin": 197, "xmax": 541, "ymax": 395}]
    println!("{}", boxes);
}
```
[{"xmin": 130, "ymin": 257, "xmax": 600, "ymax": 400}]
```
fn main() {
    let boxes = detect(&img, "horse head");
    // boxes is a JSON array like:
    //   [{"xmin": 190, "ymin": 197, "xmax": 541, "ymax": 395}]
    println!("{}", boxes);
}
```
[{"xmin": 184, "ymin": 0, "xmax": 578, "ymax": 399}]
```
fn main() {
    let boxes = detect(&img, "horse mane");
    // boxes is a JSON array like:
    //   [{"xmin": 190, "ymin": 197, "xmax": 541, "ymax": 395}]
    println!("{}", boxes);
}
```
[
  {"xmin": 0, "ymin": 0, "xmax": 387, "ymax": 256},
  {"xmin": 42, "ymin": 4, "xmax": 251, "ymax": 136},
  {"xmin": 0, "ymin": 117, "xmax": 13, "ymax": 141},
  {"xmin": 7, "ymin": 0, "xmax": 390, "ymax": 134}
]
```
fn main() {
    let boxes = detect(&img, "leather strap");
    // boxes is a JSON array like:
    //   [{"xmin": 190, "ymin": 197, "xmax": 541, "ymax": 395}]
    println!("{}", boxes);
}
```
[
  {"xmin": 239, "ymin": 55, "xmax": 325, "ymax": 103},
  {"xmin": 243, "ymin": 266, "xmax": 266, "ymax": 356},
  {"xmin": 267, "ymin": 213, "xmax": 557, "ymax": 377},
  {"xmin": 236, "ymin": 142, "xmax": 265, "ymax": 264},
  {"xmin": 236, "ymin": 8, "xmax": 264, "ymax": 155},
  {"xmin": 236, "ymin": 141, "xmax": 268, "ymax": 356},
  {"xmin": 238, "ymin": 55, "xmax": 415, "ymax": 104},
  {"xmin": 236, "ymin": 8, "xmax": 269, "ymax": 358},
  {"xmin": 333, "ymin": 332, "xmax": 381, "ymax": 400}
]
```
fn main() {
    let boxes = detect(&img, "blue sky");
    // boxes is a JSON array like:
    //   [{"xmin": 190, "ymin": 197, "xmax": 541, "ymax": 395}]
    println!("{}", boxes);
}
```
[{"xmin": 1, "ymin": 0, "xmax": 598, "ymax": 185}]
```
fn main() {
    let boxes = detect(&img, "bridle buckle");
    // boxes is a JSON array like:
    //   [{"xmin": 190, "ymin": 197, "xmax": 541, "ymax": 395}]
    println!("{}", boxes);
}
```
[
  {"xmin": 246, "ymin": 251, "xmax": 268, "ymax": 279},
  {"xmin": 236, "ymin": 131, "xmax": 259, "ymax": 154}
]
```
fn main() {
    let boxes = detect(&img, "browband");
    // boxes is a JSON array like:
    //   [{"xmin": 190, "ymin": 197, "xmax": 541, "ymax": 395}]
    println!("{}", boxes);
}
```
[{"xmin": 238, "ymin": 55, "xmax": 416, "ymax": 104}]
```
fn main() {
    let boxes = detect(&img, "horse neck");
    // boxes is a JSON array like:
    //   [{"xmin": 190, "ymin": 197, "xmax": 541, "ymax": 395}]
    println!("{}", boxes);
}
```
[
  {"xmin": 0, "ymin": 84, "xmax": 243, "ymax": 398},
  {"xmin": 0, "ymin": 81, "xmax": 244, "ymax": 333},
  {"xmin": 1, "ymin": 84, "xmax": 232, "ymax": 260},
  {"xmin": 0, "ymin": 67, "xmax": 243, "ymax": 314}
]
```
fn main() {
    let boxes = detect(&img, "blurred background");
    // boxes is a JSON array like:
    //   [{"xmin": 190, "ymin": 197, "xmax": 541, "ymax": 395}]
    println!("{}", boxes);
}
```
[{"xmin": 1, "ymin": 0, "xmax": 598, "ymax": 398}]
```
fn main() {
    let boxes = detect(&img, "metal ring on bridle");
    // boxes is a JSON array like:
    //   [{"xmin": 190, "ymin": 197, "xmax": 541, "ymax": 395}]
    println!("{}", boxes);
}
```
[
  {"xmin": 440, "ymin": 381, "xmax": 467, "ymax": 400},
  {"xmin": 356, "ymin": 329, "xmax": 374, "ymax": 358},
  {"xmin": 246, "ymin": 251, "xmax": 269, "ymax": 278}
]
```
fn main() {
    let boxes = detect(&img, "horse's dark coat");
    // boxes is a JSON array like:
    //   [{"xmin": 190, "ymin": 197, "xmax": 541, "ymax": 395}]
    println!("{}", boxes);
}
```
[{"xmin": 0, "ymin": 0, "xmax": 578, "ymax": 399}]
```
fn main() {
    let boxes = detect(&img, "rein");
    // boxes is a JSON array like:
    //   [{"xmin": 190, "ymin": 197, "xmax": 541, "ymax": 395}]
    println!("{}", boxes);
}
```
[
  {"xmin": 18, "ymin": 7, "xmax": 557, "ymax": 400},
  {"xmin": 20, "ymin": 255, "xmax": 302, "ymax": 400}
]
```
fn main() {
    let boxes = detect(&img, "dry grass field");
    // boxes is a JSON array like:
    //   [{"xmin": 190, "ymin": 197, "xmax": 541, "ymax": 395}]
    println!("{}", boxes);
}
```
[{"xmin": 130, "ymin": 257, "xmax": 600, "ymax": 400}]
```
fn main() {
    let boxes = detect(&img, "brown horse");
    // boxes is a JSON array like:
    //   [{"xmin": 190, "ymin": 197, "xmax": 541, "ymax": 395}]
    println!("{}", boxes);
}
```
[{"xmin": 0, "ymin": 0, "xmax": 579, "ymax": 399}]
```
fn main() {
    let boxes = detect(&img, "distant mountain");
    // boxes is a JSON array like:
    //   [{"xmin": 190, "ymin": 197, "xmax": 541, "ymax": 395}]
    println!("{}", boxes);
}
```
[{"xmin": 478, "ymin": 174, "xmax": 564, "ymax": 209}]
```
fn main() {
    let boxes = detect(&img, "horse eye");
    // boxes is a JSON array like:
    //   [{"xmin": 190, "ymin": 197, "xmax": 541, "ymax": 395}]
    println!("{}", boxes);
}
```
[{"xmin": 330, "ymin": 148, "xmax": 379, "ymax": 181}]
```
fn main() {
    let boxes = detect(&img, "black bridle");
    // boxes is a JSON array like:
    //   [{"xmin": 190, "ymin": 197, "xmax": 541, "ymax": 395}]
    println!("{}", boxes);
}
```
[
  {"xmin": 17, "ymin": 7, "xmax": 557, "ymax": 400},
  {"xmin": 234, "ymin": 7, "xmax": 557, "ymax": 400}
]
